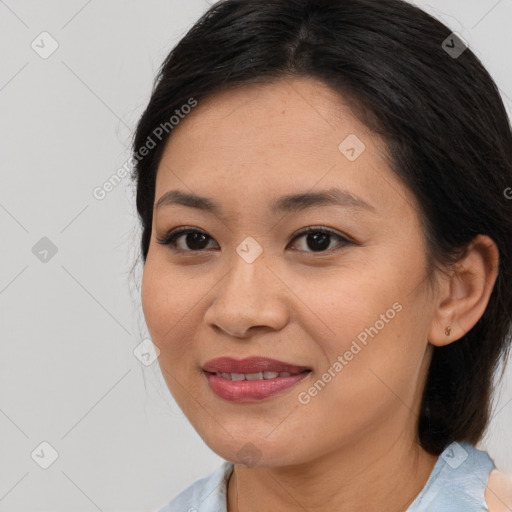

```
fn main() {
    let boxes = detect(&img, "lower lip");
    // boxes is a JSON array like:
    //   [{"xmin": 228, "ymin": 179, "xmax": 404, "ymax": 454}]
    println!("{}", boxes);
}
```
[{"xmin": 203, "ymin": 371, "xmax": 311, "ymax": 403}]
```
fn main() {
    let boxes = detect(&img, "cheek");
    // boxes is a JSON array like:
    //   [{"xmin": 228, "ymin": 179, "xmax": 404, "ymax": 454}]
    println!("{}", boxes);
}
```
[
  {"xmin": 292, "ymin": 264, "xmax": 400, "ymax": 342},
  {"xmin": 141, "ymin": 261, "xmax": 166, "ymax": 340},
  {"xmin": 141, "ymin": 257, "xmax": 207, "ymax": 373},
  {"xmin": 141, "ymin": 259, "xmax": 182, "ymax": 348},
  {"xmin": 294, "ymin": 258, "xmax": 429, "ymax": 394},
  {"xmin": 141, "ymin": 262, "xmax": 197, "ymax": 406},
  {"xmin": 292, "ymin": 301, "xmax": 428, "ymax": 443}
]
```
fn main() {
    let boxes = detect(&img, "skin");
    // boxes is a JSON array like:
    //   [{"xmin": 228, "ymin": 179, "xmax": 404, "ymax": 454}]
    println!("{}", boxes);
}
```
[
  {"xmin": 486, "ymin": 470, "xmax": 512, "ymax": 511},
  {"xmin": 141, "ymin": 77, "xmax": 500, "ymax": 511}
]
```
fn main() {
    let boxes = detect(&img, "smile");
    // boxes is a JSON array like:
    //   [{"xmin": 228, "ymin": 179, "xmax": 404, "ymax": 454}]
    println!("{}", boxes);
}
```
[
  {"xmin": 213, "ymin": 371, "xmax": 297, "ymax": 380},
  {"xmin": 203, "ymin": 369, "xmax": 311, "ymax": 402}
]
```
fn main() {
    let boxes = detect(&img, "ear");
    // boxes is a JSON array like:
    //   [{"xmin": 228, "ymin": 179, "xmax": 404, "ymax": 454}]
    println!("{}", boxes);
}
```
[{"xmin": 428, "ymin": 234, "xmax": 499, "ymax": 347}]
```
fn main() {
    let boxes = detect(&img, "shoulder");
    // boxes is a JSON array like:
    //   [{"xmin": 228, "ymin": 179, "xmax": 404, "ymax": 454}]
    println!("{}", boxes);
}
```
[
  {"xmin": 485, "ymin": 470, "xmax": 512, "ymax": 512},
  {"xmin": 154, "ymin": 461, "xmax": 233, "ymax": 512}
]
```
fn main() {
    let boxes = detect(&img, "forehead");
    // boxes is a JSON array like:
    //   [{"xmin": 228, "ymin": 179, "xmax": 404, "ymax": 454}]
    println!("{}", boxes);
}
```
[{"xmin": 154, "ymin": 77, "xmax": 417, "ymax": 219}]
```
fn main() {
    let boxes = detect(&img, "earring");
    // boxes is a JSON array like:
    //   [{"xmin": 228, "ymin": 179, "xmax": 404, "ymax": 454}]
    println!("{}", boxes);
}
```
[{"xmin": 445, "ymin": 326, "xmax": 451, "ymax": 336}]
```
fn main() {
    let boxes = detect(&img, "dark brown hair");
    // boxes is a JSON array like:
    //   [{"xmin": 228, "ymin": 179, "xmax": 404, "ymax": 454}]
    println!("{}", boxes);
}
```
[{"xmin": 130, "ymin": 0, "xmax": 512, "ymax": 455}]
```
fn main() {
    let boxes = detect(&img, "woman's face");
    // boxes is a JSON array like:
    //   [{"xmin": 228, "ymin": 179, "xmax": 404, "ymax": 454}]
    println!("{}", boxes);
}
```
[{"xmin": 141, "ymin": 77, "xmax": 440, "ymax": 466}]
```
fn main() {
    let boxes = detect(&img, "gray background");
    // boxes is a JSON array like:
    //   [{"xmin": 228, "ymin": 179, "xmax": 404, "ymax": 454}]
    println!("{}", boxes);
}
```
[{"xmin": 1, "ymin": 1, "xmax": 511, "ymax": 510}]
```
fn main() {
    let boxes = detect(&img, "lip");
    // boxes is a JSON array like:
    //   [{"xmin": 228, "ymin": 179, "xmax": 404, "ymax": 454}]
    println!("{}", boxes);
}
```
[
  {"xmin": 202, "ymin": 357, "xmax": 311, "ymax": 403},
  {"xmin": 202, "ymin": 356, "xmax": 310, "ymax": 374},
  {"xmin": 203, "ymin": 371, "xmax": 311, "ymax": 403}
]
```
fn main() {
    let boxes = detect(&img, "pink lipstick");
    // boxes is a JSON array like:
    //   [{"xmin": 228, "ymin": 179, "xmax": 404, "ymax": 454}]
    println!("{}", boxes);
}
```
[{"xmin": 202, "ymin": 356, "xmax": 311, "ymax": 403}]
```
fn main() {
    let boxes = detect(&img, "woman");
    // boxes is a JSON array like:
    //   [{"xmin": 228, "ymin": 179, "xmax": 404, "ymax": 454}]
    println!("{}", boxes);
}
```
[{"xmin": 131, "ymin": 0, "xmax": 512, "ymax": 510}]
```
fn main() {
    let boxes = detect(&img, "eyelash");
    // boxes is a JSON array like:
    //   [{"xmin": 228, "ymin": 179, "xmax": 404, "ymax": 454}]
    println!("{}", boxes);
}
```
[{"xmin": 156, "ymin": 226, "xmax": 353, "ymax": 255}]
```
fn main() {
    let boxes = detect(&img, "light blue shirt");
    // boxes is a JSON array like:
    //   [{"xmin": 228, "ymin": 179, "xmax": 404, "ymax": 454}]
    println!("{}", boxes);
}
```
[{"xmin": 155, "ymin": 441, "xmax": 494, "ymax": 512}]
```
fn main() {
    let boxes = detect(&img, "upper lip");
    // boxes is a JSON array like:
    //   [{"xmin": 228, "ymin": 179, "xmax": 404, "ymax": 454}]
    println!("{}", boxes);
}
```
[{"xmin": 202, "ymin": 357, "xmax": 311, "ymax": 374}]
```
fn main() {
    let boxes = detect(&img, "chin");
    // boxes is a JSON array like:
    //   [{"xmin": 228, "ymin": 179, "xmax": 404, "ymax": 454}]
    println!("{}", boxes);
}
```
[{"xmin": 202, "ymin": 435, "xmax": 308, "ymax": 468}]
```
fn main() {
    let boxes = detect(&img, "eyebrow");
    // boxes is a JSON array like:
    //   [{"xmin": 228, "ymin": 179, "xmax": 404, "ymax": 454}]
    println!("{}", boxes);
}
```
[{"xmin": 155, "ymin": 187, "xmax": 376, "ymax": 215}]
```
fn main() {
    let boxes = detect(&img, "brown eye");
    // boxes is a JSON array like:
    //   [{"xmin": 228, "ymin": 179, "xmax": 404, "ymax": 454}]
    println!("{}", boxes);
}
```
[
  {"xmin": 157, "ymin": 226, "xmax": 352, "ymax": 254},
  {"xmin": 289, "ymin": 227, "xmax": 351, "ymax": 253},
  {"xmin": 157, "ymin": 228, "xmax": 217, "ymax": 252}
]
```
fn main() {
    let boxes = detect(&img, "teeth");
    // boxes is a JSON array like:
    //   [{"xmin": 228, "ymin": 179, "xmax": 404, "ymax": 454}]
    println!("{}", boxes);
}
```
[
  {"xmin": 245, "ymin": 372, "xmax": 264, "ymax": 380},
  {"xmin": 216, "ymin": 371, "xmax": 300, "ymax": 380}
]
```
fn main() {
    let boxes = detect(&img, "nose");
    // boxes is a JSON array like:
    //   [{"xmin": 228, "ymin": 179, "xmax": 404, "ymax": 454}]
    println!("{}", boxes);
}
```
[{"xmin": 204, "ymin": 250, "xmax": 290, "ymax": 338}]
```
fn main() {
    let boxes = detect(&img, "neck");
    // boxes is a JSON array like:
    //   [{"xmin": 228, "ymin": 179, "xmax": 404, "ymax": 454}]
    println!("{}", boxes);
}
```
[{"xmin": 227, "ymin": 433, "xmax": 439, "ymax": 512}]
